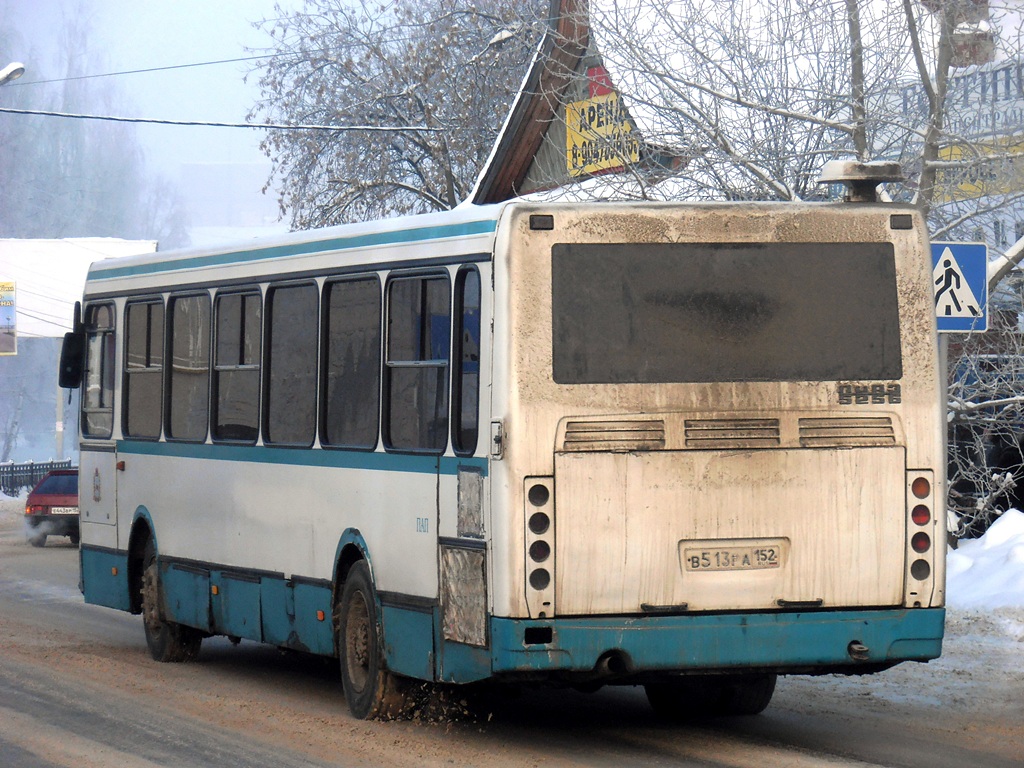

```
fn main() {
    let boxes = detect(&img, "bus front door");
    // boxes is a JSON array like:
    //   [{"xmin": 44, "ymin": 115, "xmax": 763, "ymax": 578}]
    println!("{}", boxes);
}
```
[{"xmin": 79, "ymin": 444, "xmax": 127, "ymax": 610}]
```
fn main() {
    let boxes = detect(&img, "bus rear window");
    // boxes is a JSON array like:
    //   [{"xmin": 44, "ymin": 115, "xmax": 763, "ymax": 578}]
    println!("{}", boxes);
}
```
[{"xmin": 551, "ymin": 242, "xmax": 902, "ymax": 384}]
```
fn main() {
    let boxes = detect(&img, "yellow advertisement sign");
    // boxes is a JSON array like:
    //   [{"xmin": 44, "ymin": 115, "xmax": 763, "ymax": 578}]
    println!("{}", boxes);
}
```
[
  {"xmin": 936, "ymin": 136, "xmax": 1024, "ymax": 202},
  {"xmin": 565, "ymin": 92, "xmax": 641, "ymax": 178},
  {"xmin": 0, "ymin": 281, "xmax": 15, "ymax": 356}
]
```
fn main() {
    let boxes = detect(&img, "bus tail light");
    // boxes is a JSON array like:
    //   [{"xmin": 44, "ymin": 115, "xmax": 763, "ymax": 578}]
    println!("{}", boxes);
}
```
[
  {"xmin": 905, "ymin": 470, "xmax": 940, "ymax": 604},
  {"xmin": 911, "ymin": 477, "xmax": 930, "ymax": 499},
  {"xmin": 911, "ymin": 559, "xmax": 931, "ymax": 580},
  {"xmin": 524, "ymin": 477, "xmax": 555, "ymax": 619}
]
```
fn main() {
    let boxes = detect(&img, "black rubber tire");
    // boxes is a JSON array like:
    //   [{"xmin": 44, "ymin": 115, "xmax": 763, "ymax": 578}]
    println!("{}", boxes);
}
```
[
  {"xmin": 720, "ymin": 673, "xmax": 776, "ymax": 716},
  {"xmin": 338, "ymin": 561, "xmax": 411, "ymax": 720},
  {"xmin": 645, "ymin": 673, "xmax": 776, "ymax": 719},
  {"xmin": 28, "ymin": 533, "xmax": 47, "ymax": 548},
  {"xmin": 69, "ymin": 532, "xmax": 80, "ymax": 546},
  {"xmin": 140, "ymin": 538, "xmax": 202, "ymax": 663},
  {"xmin": 644, "ymin": 677, "xmax": 712, "ymax": 720}
]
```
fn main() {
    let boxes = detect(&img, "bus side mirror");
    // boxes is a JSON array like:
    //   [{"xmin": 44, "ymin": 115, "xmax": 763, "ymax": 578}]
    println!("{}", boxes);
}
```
[
  {"xmin": 59, "ymin": 330, "xmax": 84, "ymax": 389},
  {"xmin": 59, "ymin": 301, "xmax": 84, "ymax": 389}
]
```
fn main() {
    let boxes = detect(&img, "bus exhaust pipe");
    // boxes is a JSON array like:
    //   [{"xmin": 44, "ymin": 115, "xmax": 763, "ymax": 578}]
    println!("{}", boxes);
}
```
[
  {"xmin": 848, "ymin": 641, "xmax": 871, "ymax": 662},
  {"xmin": 595, "ymin": 651, "xmax": 630, "ymax": 678}
]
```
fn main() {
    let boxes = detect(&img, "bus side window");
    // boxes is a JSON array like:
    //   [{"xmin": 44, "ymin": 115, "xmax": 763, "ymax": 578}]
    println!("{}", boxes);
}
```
[
  {"xmin": 322, "ymin": 277, "xmax": 381, "ymax": 449},
  {"xmin": 167, "ymin": 294, "xmax": 211, "ymax": 441},
  {"xmin": 264, "ymin": 283, "xmax": 318, "ymax": 446},
  {"xmin": 123, "ymin": 299, "xmax": 164, "ymax": 439},
  {"xmin": 81, "ymin": 303, "xmax": 115, "ymax": 439},
  {"xmin": 453, "ymin": 268, "xmax": 481, "ymax": 455},
  {"xmin": 384, "ymin": 274, "xmax": 451, "ymax": 452},
  {"xmin": 213, "ymin": 291, "xmax": 261, "ymax": 443}
]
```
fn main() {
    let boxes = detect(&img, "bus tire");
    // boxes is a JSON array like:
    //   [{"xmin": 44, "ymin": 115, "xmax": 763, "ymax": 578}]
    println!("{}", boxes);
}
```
[
  {"xmin": 644, "ymin": 673, "xmax": 776, "ymax": 719},
  {"xmin": 719, "ymin": 673, "xmax": 776, "ymax": 716},
  {"xmin": 644, "ymin": 678, "xmax": 706, "ymax": 720},
  {"xmin": 140, "ymin": 538, "xmax": 202, "ymax": 663},
  {"xmin": 338, "ymin": 560, "xmax": 410, "ymax": 720}
]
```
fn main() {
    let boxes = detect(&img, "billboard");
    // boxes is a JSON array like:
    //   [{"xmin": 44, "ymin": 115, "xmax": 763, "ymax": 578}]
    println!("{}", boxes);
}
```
[
  {"xmin": 565, "ymin": 66, "xmax": 641, "ymax": 178},
  {"xmin": 0, "ymin": 281, "xmax": 15, "ymax": 356},
  {"xmin": 935, "ymin": 135, "xmax": 1024, "ymax": 202}
]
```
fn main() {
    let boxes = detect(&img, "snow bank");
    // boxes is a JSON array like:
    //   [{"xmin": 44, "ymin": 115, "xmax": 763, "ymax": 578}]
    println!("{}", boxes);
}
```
[{"xmin": 947, "ymin": 509, "xmax": 1024, "ymax": 609}]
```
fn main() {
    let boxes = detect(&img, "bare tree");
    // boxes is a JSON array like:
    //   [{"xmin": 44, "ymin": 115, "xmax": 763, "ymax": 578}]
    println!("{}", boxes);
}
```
[
  {"xmin": 946, "ymin": 275, "xmax": 1024, "ymax": 539},
  {"xmin": 248, "ymin": 0, "xmax": 545, "ymax": 228},
  {"xmin": 576, "ymin": 1, "xmax": 860, "ymax": 201}
]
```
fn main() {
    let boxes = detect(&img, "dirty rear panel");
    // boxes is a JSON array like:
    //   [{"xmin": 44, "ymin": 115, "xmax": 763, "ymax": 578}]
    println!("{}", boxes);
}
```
[
  {"xmin": 493, "ymin": 201, "xmax": 944, "ymax": 622},
  {"xmin": 554, "ymin": 418, "xmax": 905, "ymax": 614}
]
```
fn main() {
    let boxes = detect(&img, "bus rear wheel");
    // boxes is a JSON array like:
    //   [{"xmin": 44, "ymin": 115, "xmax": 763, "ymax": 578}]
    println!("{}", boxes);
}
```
[
  {"xmin": 644, "ymin": 673, "xmax": 776, "ymax": 719},
  {"xmin": 140, "ymin": 538, "xmax": 202, "ymax": 663},
  {"xmin": 338, "ymin": 561, "xmax": 411, "ymax": 720}
]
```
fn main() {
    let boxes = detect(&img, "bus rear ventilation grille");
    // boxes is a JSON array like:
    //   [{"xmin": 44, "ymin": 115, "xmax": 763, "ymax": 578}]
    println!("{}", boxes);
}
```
[
  {"xmin": 798, "ymin": 417, "xmax": 896, "ymax": 447},
  {"xmin": 684, "ymin": 418, "xmax": 781, "ymax": 449},
  {"xmin": 563, "ymin": 420, "xmax": 666, "ymax": 452}
]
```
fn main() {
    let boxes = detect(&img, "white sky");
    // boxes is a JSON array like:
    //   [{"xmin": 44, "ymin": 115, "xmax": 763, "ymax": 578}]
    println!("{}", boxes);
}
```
[
  {"xmin": 0, "ymin": 238, "xmax": 156, "ymax": 337},
  {"xmin": 2, "ymin": 0, "xmax": 307, "ymax": 233}
]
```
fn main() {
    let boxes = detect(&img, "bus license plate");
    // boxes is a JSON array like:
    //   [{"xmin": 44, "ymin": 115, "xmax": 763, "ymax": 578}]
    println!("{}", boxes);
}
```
[
  {"xmin": 683, "ymin": 540, "xmax": 785, "ymax": 572},
  {"xmin": 50, "ymin": 506, "xmax": 78, "ymax": 515}
]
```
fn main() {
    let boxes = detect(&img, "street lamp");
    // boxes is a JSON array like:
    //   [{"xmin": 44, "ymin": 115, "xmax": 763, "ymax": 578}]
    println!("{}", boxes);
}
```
[{"xmin": 0, "ymin": 61, "xmax": 26, "ymax": 86}]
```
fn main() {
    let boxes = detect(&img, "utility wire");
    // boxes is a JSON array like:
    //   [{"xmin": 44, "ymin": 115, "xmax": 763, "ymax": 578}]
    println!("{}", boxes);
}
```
[
  {"xmin": 14, "ymin": 288, "xmax": 75, "ymax": 306},
  {"xmin": 6, "ymin": 54, "xmax": 276, "ymax": 86},
  {"xmin": 0, "ymin": 106, "xmax": 436, "ymax": 132},
  {"xmin": 17, "ymin": 303, "xmax": 69, "ymax": 322},
  {"xmin": 16, "ymin": 309, "xmax": 70, "ymax": 329}
]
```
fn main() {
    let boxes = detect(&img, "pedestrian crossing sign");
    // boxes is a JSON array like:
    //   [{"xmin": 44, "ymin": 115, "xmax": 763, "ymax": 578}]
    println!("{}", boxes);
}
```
[{"xmin": 932, "ymin": 242, "xmax": 988, "ymax": 333}]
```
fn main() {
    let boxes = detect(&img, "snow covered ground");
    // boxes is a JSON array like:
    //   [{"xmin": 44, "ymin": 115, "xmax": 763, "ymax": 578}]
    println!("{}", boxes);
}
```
[
  {"xmin": 943, "ymin": 510, "xmax": 1024, "ymax": 690},
  {"xmin": 947, "ymin": 508, "xmax": 1024, "ymax": 610}
]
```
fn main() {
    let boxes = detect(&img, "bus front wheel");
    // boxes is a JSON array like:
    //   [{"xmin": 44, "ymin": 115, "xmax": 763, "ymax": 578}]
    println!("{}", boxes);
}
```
[
  {"xmin": 140, "ymin": 538, "xmax": 202, "ymax": 663},
  {"xmin": 338, "ymin": 561, "xmax": 411, "ymax": 720}
]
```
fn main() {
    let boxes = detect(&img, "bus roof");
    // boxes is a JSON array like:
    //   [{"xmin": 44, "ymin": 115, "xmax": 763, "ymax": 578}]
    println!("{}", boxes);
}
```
[{"xmin": 85, "ymin": 202, "xmax": 507, "ymax": 291}]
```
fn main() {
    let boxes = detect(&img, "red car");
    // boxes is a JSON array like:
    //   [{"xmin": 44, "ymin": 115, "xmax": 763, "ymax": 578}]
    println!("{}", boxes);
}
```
[{"xmin": 24, "ymin": 469, "xmax": 80, "ymax": 547}]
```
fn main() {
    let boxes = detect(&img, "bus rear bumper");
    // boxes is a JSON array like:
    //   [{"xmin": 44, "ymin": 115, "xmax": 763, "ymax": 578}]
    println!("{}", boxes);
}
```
[{"xmin": 489, "ymin": 608, "xmax": 945, "ymax": 676}]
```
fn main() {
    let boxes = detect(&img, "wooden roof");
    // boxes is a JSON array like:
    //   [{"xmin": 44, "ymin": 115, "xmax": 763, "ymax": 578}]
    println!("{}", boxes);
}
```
[{"xmin": 472, "ymin": 0, "xmax": 590, "ymax": 204}]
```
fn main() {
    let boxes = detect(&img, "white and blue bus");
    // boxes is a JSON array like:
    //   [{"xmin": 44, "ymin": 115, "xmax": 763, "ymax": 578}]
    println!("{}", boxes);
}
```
[{"xmin": 62, "ymin": 195, "xmax": 946, "ymax": 719}]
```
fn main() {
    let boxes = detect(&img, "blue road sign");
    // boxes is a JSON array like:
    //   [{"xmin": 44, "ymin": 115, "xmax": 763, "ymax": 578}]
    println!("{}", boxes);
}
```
[{"xmin": 932, "ymin": 241, "xmax": 988, "ymax": 333}]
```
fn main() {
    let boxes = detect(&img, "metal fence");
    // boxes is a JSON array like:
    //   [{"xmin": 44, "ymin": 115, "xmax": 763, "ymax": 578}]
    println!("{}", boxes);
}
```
[{"xmin": 0, "ymin": 460, "xmax": 75, "ymax": 497}]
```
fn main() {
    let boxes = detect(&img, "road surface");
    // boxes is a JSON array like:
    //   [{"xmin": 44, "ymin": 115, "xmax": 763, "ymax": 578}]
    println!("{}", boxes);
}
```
[{"xmin": 1, "ymin": 505, "xmax": 1021, "ymax": 767}]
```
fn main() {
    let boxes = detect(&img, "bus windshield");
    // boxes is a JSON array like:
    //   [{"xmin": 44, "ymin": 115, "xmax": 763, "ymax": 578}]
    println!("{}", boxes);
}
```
[{"xmin": 551, "ymin": 242, "xmax": 903, "ymax": 384}]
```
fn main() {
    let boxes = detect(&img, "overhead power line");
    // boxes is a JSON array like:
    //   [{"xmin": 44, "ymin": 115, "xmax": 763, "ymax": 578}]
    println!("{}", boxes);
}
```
[
  {"xmin": 17, "ymin": 308, "xmax": 71, "ymax": 329},
  {"xmin": 0, "ymin": 107, "xmax": 436, "ymax": 132},
  {"xmin": 6, "ymin": 54, "xmax": 275, "ymax": 86},
  {"xmin": 15, "ymin": 288, "xmax": 75, "ymax": 306}
]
